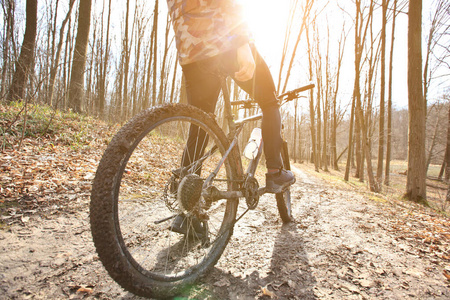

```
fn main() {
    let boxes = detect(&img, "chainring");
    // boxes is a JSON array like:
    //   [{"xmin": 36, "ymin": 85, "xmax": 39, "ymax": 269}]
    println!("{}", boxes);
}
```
[{"xmin": 244, "ymin": 177, "xmax": 260, "ymax": 209}]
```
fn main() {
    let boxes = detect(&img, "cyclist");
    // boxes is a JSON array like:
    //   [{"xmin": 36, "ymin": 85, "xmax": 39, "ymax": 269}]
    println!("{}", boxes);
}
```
[{"xmin": 166, "ymin": 0, "xmax": 295, "ymax": 234}]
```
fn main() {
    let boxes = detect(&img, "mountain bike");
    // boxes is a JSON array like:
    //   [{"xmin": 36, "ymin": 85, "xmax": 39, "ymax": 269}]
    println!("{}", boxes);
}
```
[{"xmin": 90, "ymin": 78, "xmax": 314, "ymax": 298}]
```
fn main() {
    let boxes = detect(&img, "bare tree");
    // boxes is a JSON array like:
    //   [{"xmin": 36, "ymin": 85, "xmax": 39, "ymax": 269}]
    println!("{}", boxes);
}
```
[
  {"xmin": 96, "ymin": 0, "xmax": 112, "ymax": 118},
  {"xmin": 423, "ymin": 0, "xmax": 450, "ymax": 109},
  {"xmin": 278, "ymin": 0, "xmax": 314, "ymax": 94},
  {"xmin": 406, "ymin": 0, "xmax": 427, "ymax": 204},
  {"xmin": 377, "ymin": 0, "xmax": 389, "ymax": 186},
  {"xmin": 1, "ymin": 0, "xmax": 16, "ymax": 97},
  {"xmin": 331, "ymin": 24, "xmax": 347, "ymax": 170},
  {"xmin": 47, "ymin": 0, "xmax": 76, "ymax": 107},
  {"xmin": 446, "ymin": 97, "xmax": 450, "ymax": 184},
  {"xmin": 68, "ymin": 0, "xmax": 92, "ymax": 113},
  {"xmin": 306, "ymin": 23, "xmax": 319, "ymax": 172},
  {"xmin": 151, "ymin": 0, "xmax": 159, "ymax": 106},
  {"xmin": 345, "ymin": 0, "xmax": 371, "ymax": 182},
  {"xmin": 7, "ymin": 0, "xmax": 37, "ymax": 103},
  {"xmin": 385, "ymin": 0, "xmax": 401, "ymax": 186}
]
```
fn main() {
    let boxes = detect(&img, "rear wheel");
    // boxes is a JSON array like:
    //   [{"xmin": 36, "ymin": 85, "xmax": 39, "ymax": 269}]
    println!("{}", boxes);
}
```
[
  {"xmin": 276, "ymin": 140, "xmax": 293, "ymax": 223},
  {"xmin": 90, "ymin": 104, "xmax": 239, "ymax": 298}
]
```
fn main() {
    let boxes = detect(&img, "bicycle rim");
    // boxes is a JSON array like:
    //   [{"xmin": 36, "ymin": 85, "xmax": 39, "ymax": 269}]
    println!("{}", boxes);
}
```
[{"xmin": 91, "ymin": 105, "xmax": 238, "ymax": 297}]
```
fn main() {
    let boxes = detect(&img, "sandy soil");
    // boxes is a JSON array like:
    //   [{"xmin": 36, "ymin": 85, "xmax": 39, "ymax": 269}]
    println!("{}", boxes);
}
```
[{"xmin": 1, "ymin": 166, "xmax": 449, "ymax": 299}]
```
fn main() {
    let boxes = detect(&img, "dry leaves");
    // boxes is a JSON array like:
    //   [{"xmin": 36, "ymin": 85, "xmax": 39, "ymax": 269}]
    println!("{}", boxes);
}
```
[{"xmin": 261, "ymin": 286, "xmax": 277, "ymax": 298}]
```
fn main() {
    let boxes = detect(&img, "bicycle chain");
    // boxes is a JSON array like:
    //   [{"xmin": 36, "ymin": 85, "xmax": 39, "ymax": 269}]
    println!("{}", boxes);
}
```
[{"xmin": 163, "ymin": 175, "xmax": 179, "ymax": 212}]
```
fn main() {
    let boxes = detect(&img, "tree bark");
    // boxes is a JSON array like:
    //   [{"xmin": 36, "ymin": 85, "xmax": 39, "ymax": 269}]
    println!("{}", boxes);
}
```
[
  {"xmin": 332, "ymin": 26, "xmax": 346, "ymax": 171},
  {"xmin": 121, "ymin": 0, "xmax": 131, "ymax": 120},
  {"xmin": 7, "ymin": 0, "xmax": 37, "ymax": 103},
  {"xmin": 151, "ymin": 0, "xmax": 159, "ymax": 106},
  {"xmin": 377, "ymin": 0, "xmax": 388, "ymax": 185},
  {"xmin": 385, "ymin": 0, "xmax": 398, "ymax": 186},
  {"xmin": 306, "ymin": 26, "xmax": 318, "ymax": 172},
  {"xmin": 47, "ymin": 0, "xmax": 76, "ymax": 107},
  {"xmin": 97, "ymin": 0, "xmax": 111, "ymax": 118},
  {"xmin": 68, "ymin": 0, "xmax": 92, "ymax": 113},
  {"xmin": 2, "ymin": 0, "xmax": 15, "ymax": 97},
  {"xmin": 405, "ymin": 0, "xmax": 427, "ymax": 204},
  {"xmin": 444, "ymin": 103, "xmax": 450, "ymax": 183}
]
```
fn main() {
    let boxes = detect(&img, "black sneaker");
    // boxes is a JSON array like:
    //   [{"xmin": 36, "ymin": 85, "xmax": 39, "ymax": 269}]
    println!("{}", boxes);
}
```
[
  {"xmin": 265, "ymin": 169, "xmax": 296, "ymax": 194},
  {"xmin": 169, "ymin": 213, "xmax": 206, "ymax": 239}
]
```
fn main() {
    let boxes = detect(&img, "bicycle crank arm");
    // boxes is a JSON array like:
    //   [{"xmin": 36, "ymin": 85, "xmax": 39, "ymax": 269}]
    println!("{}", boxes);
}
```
[
  {"xmin": 202, "ymin": 186, "xmax": 243, "ymax": 202},
  {"xmin": 202, "ymin": 186, "xmax": 269, "ymax": 202}
]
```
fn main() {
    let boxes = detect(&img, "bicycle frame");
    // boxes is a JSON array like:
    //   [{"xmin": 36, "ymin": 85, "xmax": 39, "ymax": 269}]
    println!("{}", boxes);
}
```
[
  {"xmin": 201, "ymin": 77, "xmax": 314, "ymax": 203},
  {"xmin": 201, "ymin": 78, "xmax": 266, "ymax": 202}
]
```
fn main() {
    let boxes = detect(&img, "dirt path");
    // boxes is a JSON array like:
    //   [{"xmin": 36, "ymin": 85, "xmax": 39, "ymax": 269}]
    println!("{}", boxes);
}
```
[{"xmin": 1, "ymin": 166, "xmax": 449, "ymax": 299}]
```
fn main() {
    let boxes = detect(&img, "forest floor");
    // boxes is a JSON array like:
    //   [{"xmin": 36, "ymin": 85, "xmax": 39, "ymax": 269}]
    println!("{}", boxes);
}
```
[{"xmin": 1, "ymin": 103, "xmax": 450, "ymax": 299}]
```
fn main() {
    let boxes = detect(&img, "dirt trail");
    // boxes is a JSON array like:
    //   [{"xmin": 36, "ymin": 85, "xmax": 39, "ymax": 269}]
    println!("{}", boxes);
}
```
[{"xmin": 0, "ymin": 167, "xmax": 449, "ymax": 299}]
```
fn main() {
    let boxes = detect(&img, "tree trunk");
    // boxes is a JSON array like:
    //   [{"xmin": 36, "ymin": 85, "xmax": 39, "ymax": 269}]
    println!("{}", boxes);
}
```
[
  {"xmin": 306, "ymin": 25, "xmax": 318, "ymax": 172},
  {"xmin": 169, "ymin": 57, "xmax": 178, "ymax": 104},
  {"xmin": 97, "ymin": 0, "xmax": 111, "ymax": 118},
  {"xmin": 7, "ymin": 0, "xmax": 37, "ymax": 103},
  {"xmin": 377, "ymin": 0, "xmax": 388, "ymax": 186},
  {"xmin": 332, "ymin": 26, "xmax": 346, "ymax": 171},
  {"xmin": 158, "ymin": 13, "xmax": 171, "ymax": 105},
  {"xmin": 2, "ymin": 0, "xmax": 15, "ymax": 97},
  {"xmin": 405, "ymin": 0, "xmax": 427, "ymax": 204},
  {"xmin": 426, "ymin": 112, "xmax": 441, "ymax": 172},
  {"xmin": 444, "ymin": 104, "xmax": 450, "ymax": 183},
  {"xmin": 385, "ymin": 0, "xmax": 398, "ymax": 186},
  {"xmin": 47, "ymin": 0, "xmax": 76, "ymax": 107},
  {"xmin": 279, "ymin": 0, "xmax": 313, "ymax": 94},
  {"xmin": 121, "ymin": 0, "xmax": 131, "ymax": 120},
  {"xmin": 294, "ymin": 99, "xmax": 298, "ymax": 163},
  {"xmin": 151, "ymin": 0, "xmax": 159, "ymax": 106},
  {"xmin": 68, "ymin": 0, "xmax": 92, "ymax": 113},
  {"xmin": 344, "ymin": 95, "xmax": 356, "ymax": 181}
]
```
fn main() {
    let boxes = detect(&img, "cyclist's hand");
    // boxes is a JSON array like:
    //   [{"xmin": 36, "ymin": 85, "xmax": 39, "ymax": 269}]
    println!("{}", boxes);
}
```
[{"xmin": 235, "ymin": 43, "xmax": 255, "ymax": 82}]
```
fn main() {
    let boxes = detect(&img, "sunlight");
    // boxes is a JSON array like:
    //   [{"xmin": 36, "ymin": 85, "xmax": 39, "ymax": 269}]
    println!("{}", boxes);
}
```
[{"xmin": 239, "ymin": 0, "xmax": 292, "ymax": 67}]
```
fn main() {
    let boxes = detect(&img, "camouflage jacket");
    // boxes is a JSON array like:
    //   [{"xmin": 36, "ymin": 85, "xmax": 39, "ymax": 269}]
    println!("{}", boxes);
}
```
[{"xmin": 166, "ymin": 0, "xmax": 250, "ymax": 65}]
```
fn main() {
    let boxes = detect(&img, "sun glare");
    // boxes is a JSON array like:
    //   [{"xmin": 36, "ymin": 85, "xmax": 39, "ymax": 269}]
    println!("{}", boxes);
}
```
[{"xmin": 240, "ymin": 0, "xmax": 291, "ymax": 66}]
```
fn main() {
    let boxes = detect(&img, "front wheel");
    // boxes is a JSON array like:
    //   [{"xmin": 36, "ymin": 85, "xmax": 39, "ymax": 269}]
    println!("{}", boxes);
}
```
[
  {"xmin": 90, "ymin": 104, "xmax": 239, "ymax": 298},
  {"xmin": 276, "ymin": 140, "xmax": 293, "ymax": 223}
]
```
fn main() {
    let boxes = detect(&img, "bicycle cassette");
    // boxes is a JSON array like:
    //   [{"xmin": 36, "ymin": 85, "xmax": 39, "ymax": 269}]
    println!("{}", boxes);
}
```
[{"xmin": 177, "ymin": 174, "xmax": 204, "ymax": 212}]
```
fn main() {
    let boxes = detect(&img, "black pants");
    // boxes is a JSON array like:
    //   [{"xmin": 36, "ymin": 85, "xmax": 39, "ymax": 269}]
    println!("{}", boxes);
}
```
[{"xmin": 181, "ymin": 45, "xmax": 283, "ymax": 170}]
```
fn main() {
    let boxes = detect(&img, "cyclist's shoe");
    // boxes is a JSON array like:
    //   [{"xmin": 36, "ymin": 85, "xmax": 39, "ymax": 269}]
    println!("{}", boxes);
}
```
[
  {"xmin": 265, "ymin": 169, "xmax": 296, "ymax": 194},
  {"xmin": 169, "ymin": 213, "xmax": 206, "ymax": 239}
]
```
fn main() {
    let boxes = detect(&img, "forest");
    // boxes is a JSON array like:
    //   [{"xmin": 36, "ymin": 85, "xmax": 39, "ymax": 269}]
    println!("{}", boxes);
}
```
[
  {"xmin": 2, "ymin": 0, "xmax": 450, "ymax": 298},
  {"xmin": 1, "ymin": 0, "xmax": 450, "ymax": 205}
]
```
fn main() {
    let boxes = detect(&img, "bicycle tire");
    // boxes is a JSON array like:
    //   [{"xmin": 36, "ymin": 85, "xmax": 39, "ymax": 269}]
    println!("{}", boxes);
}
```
[
  {"xmin": 275, "ymin": 140, "xmax": 293, "ymax": 223},
  {"xmin": 90, "ymin": 104, "xmax": 239, "ymax": 298}
]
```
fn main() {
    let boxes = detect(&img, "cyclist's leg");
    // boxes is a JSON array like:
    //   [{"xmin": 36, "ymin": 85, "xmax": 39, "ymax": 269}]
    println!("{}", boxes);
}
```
[
  {"xmin": 221, "ymin": 46, "xmax": 283, "ymax": 170},
  {"xmin": 220, "ymin": 46, "xmax": 295, "ymax": 192},
  {"xmin": 180, "ymin": 60, "xmax": 222, "ymax": 170}
]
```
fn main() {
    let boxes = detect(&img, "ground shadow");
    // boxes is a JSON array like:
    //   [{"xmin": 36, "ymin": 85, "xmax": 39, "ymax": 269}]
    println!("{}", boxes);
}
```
[{"xmin": 177, "ymin": 220, "xmax": 316, "ymax": 299}]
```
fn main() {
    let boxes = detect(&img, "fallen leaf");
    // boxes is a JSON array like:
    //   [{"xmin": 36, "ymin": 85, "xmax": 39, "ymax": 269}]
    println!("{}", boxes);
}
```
[
  {"xmin": 77, "ymin": 287, "xmax": 93, "ymax": 294},
  {"xmin": 404, "ymin": 269, "xmax": 424, "ymax": 278},
  {"xmin": 261, "ymin": 286, "xmax": 277, "ymax": 298},
  {"xmin": 340, "ymin": 281, "xmax": 360, "ymax": 294},
  {"xmin": 443, "ymin": 270, "xmax": 450, "ymax": 281},
  {"xmin": 214, "ymin": 277, "xmax": 230, "ymax": 287},
  {"xmin": 358, "ymin": 279, "xmax": 375, "ymax": 288}
]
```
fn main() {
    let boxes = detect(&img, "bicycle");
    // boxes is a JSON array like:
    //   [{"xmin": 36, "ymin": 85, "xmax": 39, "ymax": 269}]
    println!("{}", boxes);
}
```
[{"xmin": 90, "ymin": 77, "xmax": 314, "ymax": 298}]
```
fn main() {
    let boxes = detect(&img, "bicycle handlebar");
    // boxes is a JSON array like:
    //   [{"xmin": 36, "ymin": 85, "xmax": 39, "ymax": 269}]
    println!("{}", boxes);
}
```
[
  {"xmin": 230, "ymin": 82, "xmax": 315, "ymax": 108},
  {"xmin": 278, "ymin": 82, "xmax": 315, "ymax": 99}
]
